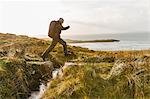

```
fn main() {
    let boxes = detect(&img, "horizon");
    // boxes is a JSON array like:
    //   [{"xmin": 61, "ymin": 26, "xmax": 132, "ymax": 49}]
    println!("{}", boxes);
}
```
[{"xmin": 1, "ymin": 32, "xmax": 150, "ymax": 41}]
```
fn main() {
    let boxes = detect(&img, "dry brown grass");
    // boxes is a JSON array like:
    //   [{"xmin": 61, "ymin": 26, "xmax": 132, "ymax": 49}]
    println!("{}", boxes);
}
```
[{"xmin": 0, "ymin": 33, "xmax": 150, "ymax": 99}]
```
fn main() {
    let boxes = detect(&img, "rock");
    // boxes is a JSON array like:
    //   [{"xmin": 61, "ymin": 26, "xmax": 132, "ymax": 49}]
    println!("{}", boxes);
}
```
[
  {"xmin": 26, "ymin": 61, "xmax": 54, "ymax": 77},
  {"xmin": 108, "ymin": 57, "xmax": 149, "ymax": 79},
  {"xmin": 109, "ymin": 59, "xmax": 134, "ymax": 78},
  {"xmin": 24, "ymin": 54, "xmax": 43, "ymax": 61},
  {"xmin": 26, "ymin": 61, "xmax": 54, "ymax": 91},
  {"xmin": 110, "ymin": 62, "xmax": 128, "ymax": 77}
]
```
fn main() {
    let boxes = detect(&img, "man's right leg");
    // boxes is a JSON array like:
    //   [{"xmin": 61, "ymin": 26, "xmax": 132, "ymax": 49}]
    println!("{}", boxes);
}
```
[
  {"xmin": 58, "ymin": 38, "xmax": 68, "ymax": 56},
  {"xmin": 41, "ymin": 39, "xmax": 58, "ymax": 60}
]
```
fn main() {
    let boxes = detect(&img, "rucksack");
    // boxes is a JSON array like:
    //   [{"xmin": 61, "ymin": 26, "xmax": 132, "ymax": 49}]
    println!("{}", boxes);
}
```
[{"xmin": 48, "ymin": 21, "xmax": 57, "ymax": 37}]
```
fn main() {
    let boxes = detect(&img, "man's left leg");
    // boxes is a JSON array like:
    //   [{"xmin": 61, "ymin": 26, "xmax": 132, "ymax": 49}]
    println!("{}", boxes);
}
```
[
  {"xmin": 41, "ymin": 39, "xmax": 58, "ymax": 60},
  {"xmin": 58, "ymin": 38, "xmax": 68, "ymax": 56}
]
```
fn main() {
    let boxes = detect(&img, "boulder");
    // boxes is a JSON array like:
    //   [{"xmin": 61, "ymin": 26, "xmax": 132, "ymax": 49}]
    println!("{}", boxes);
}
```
[
  {"xmin": 24, "ymin": 54, "xmax": 43, "ymax": 62},
  {"xmin": 26, "ymin": 61, "xmax": 53, "ymax": 91},
  {"xmin": 108, "ymin": 57, "xmax": 149, "ymax": 79}
]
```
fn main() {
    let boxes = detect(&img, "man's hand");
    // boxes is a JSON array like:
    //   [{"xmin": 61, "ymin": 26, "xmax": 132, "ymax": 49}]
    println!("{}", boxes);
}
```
[
  {"xmin": 62, "ymin": 26, "xmax": 70, "ymax": 30},
  {"xmin": 67, "ymin": 26, "xmax": 70, "ymax": 29}
]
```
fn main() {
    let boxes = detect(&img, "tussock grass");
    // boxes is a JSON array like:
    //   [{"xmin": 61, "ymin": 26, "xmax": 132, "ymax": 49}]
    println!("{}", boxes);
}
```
[
  {"xmin": 0, "ymin": 57, "xmax": 53, "ymax": 98},
  {"xmin": 0, "ymin": 33, "xmax": 150, "ymax": 98},
  {"xmin": 0, "ymin": 58, "xmax": 29, "ymax": 98},
  {"xmin": 43, "ymin": 54, "xmax": 150, "ymax": 99}
]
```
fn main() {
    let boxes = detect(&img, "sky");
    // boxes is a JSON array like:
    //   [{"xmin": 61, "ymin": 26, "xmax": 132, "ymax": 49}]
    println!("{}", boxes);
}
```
[{"xmin": 0, "ymin": 0, "xmax": 150, "ymax": 37}]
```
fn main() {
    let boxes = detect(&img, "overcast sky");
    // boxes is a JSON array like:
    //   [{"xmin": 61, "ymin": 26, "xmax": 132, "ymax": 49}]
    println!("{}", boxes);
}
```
[{"xmin": 0, "ymin": 0, "xmax": 149, "ymax": 37}]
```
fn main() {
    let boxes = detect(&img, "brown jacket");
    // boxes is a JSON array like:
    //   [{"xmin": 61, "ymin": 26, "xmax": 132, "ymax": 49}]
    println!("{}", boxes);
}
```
[{"xmin": 48, "ymin": 20, "xmax": 69, "ymax": 38}]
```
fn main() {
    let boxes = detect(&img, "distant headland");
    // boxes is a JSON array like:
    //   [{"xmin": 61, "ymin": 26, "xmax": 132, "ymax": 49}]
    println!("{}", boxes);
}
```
[{"xmin": 66, "ymin": 39, "xmax": 120, "ymax": 43}]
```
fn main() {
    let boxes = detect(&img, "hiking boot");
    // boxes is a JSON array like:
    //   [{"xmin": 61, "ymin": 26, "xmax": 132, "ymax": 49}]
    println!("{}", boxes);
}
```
[{"xmin": 64, "ymin": 52, "xmax": 72, "ymax": 56}]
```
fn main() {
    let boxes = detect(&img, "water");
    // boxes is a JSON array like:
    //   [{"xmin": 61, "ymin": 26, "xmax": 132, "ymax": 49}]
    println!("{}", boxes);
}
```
[
  {"xmin": 68, "ymin": 40, "xmax": 150, "ymax": 51},
  {"xmin": 28, "ymin": 62, "xmax": 75, "ymax": 99},
  {"xmin": 64, "ymin": 32, "xmax": 150, "ymax": 51},
  {"xmin": 28, "ymin": 83, "xmax": 47, "ymax": 99},
  {"xmin": 36, "ymin": 32, "xmax": 150, "ymax": 51}
]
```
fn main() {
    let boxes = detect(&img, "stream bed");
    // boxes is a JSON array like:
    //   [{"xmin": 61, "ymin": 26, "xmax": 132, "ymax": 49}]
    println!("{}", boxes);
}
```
[{"xmin": 28, "ymin": 62, "xmax": 76, "ymax": 99}]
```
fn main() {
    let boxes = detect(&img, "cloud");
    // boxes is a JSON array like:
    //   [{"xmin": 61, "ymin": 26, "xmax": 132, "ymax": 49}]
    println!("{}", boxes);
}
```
[
  {"xmin": 0, "ymin": 0, "xmax": 149, "ymax": 36},
  {"xmin": 62, "ymin": 0, "xmax": 150, "ymax": 33}
]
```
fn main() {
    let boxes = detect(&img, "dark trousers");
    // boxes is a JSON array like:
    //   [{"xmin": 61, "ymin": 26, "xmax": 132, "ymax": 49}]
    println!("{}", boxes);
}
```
[{"xmin": 42, "ymin": 37, "xmax": 67, "ymax": 58}]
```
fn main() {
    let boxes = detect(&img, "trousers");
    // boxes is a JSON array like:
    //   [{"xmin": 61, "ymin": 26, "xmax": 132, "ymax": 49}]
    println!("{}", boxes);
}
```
[{"xmin": 42, "ymin": 37, "xmax": 67, "ymax": 58}]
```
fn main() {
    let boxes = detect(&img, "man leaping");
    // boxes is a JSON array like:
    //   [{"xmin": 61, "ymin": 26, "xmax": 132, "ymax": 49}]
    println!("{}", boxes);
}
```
[{"xmin": 41, "ymin": 18, "xmax": 70, "ymax": 60}]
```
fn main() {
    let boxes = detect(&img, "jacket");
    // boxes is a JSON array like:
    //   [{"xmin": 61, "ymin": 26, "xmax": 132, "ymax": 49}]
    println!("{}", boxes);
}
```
[{"xmin": 48, "ymin": 20, "xmax": 69, "ymax": 38}]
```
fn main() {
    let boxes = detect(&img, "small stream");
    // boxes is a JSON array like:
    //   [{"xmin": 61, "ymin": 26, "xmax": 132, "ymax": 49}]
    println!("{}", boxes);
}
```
[{"xmin": 28, "ymin": 62, "xmax": 76, "ymax": 99}]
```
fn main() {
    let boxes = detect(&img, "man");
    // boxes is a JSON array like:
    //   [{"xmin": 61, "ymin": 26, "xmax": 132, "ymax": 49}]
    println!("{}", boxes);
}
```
[{"xmin": 41, "ymin": 18, "xmax": 70, "ymax": 60}]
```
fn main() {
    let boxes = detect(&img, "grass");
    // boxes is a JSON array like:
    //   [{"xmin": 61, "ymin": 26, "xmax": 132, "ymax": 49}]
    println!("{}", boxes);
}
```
[
  {"xmin": 43, "ymin": 57, "xmax": 150, "ymax": 99},
  {"xmin": 42, "ymin": 49, "xmax": 150, "ymax": 99},
  {"xmin": 0, "ymin": 58, "xmax": 29, "ymax": 98},
  {"xmin": 0, "ymin": 33, "xmax": 150, "ymax": 99},
  {"xmin": 0, "ymin": 57, "xmax": 53, "ymax": 98}
]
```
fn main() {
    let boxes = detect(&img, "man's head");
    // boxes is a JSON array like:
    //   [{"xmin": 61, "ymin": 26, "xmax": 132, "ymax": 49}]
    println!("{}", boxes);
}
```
[{"xmin": 58, "ymin": 18, "xmax": 64, "ymax": 24}]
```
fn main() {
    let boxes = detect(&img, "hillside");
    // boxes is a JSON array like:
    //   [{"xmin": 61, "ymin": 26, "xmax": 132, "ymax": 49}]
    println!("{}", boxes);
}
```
[
  {"xmin": 0, "ymin": 33, "xmax": 150, "ymax": 99},
  {"xmin": 0, "ymin": 33, "xmax": 76, "ymax": 98}
]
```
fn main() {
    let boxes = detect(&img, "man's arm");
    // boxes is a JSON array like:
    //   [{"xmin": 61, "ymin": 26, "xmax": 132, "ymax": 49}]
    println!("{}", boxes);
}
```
[{"xmin": 61, "ymin": 26, "xmax": 70, "ymax": 30}]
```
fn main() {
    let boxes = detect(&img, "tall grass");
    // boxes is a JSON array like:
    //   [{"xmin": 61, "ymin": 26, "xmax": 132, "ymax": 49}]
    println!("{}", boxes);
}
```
[{"xmin": 43, "ymin": 55, "xmax": 150, "ymax": 99}]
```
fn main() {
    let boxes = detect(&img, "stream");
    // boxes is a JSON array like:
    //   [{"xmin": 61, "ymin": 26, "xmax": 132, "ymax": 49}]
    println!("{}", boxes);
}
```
[{"xmin": 28, "ymin": 62, "xmax": 76, "ymax": 99}]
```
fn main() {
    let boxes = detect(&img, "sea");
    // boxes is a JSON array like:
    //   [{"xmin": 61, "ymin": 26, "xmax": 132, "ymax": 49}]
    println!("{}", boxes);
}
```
[
  {"xmin": 64, "ymin": 33, "xmax": 150, "ymax": 51},
  {"xmin": 36, "ymin": 32, "xmax": 150, "ymax": 51},
  {"xmin": 68, "ymin": 41, "xmax": 150, "ymax": 51}
]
